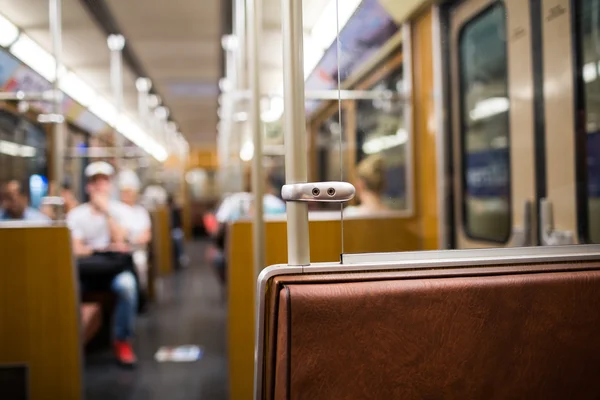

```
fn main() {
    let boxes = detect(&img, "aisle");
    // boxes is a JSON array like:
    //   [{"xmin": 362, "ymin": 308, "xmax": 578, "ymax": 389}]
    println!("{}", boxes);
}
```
[{"xmin": 85, "ymin": 241, "xmax": 227, "ymax": 400}]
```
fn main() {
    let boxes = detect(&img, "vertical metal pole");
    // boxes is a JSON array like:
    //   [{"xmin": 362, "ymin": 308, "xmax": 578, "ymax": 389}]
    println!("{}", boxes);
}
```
[
  {"xmin": 108, "ymin": 34, "xmax": 125, "ymax": 170},
  {"xmin": 282, "ymin": 0, "xmax": 310, "ymax": 266},
  {"xmin": 235, "ymin": 0, "xmax": 247, "ymax": 92},
  {"xmin": 432, "ymin": 6, "xmax": 448, "ymax": 249},
  {"xmin": 136, "ymin": 78, "xmax": 153, "ymax": 176},
  {"xmin": 248, "ymin": 0, "xmax": 265, "ymax": 277},
  {"xmin": 50, "ymin": 0, "xmax": 65, "ymax": 187}
]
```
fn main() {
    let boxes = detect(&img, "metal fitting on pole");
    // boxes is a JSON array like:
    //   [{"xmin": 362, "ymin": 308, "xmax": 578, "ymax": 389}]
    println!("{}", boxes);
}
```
[{"xmin": 281, "ymin": 0, "xmax": 310, "ymax": 266}]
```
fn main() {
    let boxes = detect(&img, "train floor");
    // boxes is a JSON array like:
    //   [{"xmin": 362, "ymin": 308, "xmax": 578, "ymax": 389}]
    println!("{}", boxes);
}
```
[{"xmin": 85, "ymin": 241, "xmax": 228, "ymax": 400}]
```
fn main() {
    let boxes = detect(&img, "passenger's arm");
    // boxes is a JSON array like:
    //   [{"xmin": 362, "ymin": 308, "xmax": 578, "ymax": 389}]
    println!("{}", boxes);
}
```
[
  {"xmin": 72, "ymin": 237, "xmax": 93, "ymax": 257},
  {"xmin": 134, "ymin": 228, "xmax": 152, "ymax": 246},
  {"xmin": 106, "ymin": 213, "xmax": 128, "ymax": 245},
  {"xmin": 90, "ymin": 193, "xmax": 128, "ymax": 245},
  {"xmin": 67, "ymin": 210, "xmax": 93, "ymax": 257}
]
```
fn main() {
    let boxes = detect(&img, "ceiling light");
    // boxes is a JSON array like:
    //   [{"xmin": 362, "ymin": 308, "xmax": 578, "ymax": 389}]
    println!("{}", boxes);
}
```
[
  {"xmin": 0, "ymin": 14, "xmax": 19, "ymax": 47},
  {"xmin": 117, "ymin": 115, "xmax": 168, "ymax": 162},
  {"xmin": 302, "ymin": 0, "xmax": 362, "ymax": 78},
  {"xmin": 155, "ymin": 106, "xmax": 169, "ymax": 120},
  {"xmin": 239, "ymin": 141, "xmax": 254, "ymax": 161},
  {"xmin": 60, "ymin": 71, "xmax": 97, "ymax": 107},
  {"xmin": 219, "ymin": 78, "xmax": 232, "ymax": 93},
  {"xmin": 107, "ymin": 34, "xmax": 125, "ymax": 51},
  {"xmin": 89, "ymin": 96, "xmax": 117, "ymax": 127},
  {"xmin": 233, "ymin": 111, "xmax": 248, "ymax": 122},
  {"xmin": 221, "ymin": 34, "xmax": 238, "ymax": 51},
  {"xmin": 261, "ymin": 96, "xmax": 284, "ymax": 122},
  {"xmin": 147, "ymin": 94, "xmax": 161, "ymax": 108},
  {"xmin": 469, "ymin": 97, "xmax": 509, "ymax": 121},
  {"xmin": 311, "ymin": 0, "xmax": 362, "ymax": 47},
  {"xmin": 166, "ymin": 121, "xmax": 178, "ymax": 132},
  {"xmin": 10, "ymin": 34, "xmax": 63, "ymax": 81},
  {"xmin": 136, "ymin": 77, "xmax": 152, "ymax": 92}
]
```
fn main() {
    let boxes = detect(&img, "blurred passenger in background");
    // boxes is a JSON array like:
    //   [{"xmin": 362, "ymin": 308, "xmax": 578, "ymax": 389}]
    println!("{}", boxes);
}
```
[
  {"xmin": 119, "ymin": 170, "xmax": 152, "ymax": 303},
  {"xmin": 66, "ymin": 161, "xmax": 138, "ymax": 366},
  {"xmin": 168, "ymin": 194, "xmax": 188, "ymax": 269},
  {"xmin": 0, "ymin": 180, "xmax": 50, "ymax": 221},
  {"xmin": 207, "ymin": 170, "xmax": 285, "ymax": 285},
  {"xmin": 345, "ymin": 156, "xmax": 389, "ymax": 216},
  {"xmin": 60, "ymin": 180, "xmax": 80, "ymax": 214}
]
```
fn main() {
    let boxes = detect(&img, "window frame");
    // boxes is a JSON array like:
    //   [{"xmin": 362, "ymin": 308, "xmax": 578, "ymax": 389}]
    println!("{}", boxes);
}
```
[
  {"xmin": 457, "ymin": 1, "xmax": 513, "ymax": 244},
  {"xmin": 573, "ymin": 0, "xmax": 597, "ymax": 244}
]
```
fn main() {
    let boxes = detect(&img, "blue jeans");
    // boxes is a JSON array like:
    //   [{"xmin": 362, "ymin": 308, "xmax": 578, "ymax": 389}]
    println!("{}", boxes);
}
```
[{"xmin": 110, "ymin": 271, "xmax": 138, "ymax": 341}]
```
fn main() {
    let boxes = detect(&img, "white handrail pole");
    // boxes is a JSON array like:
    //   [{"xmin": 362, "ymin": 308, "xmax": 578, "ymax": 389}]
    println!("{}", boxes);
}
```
[{"xmin": 281, "ymin": 0, "xmax": 310, "ymax": 266}]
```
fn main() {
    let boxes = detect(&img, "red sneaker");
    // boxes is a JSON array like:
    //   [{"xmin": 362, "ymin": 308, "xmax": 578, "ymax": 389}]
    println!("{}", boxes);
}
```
[{"xmin": 114, "ymin": 340, "xmax": 137, "ymax": 367}]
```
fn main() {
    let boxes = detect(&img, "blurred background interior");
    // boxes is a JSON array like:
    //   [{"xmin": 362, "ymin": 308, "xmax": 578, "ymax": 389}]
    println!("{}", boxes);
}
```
[{"xmin": 0, "ymin": 0, "xmax": 599, "ymax": 399}]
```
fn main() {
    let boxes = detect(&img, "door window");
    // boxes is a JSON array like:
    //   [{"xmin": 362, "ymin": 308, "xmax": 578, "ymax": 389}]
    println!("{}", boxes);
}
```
[
  {"xmin": 579, "ymin": 0, "xmax": 600, "ymax": 243},
  {"xmin": 459, "ymin": 3, "xmax": 511, "ymax": 243}
]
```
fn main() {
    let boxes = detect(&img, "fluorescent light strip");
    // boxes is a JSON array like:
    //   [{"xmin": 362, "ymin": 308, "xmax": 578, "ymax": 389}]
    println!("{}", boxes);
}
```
[
  {"xmin": 0, "ymin": 14, "xmax": 19, "ymax": 47},
  {"xmin": 60, "ymin": 71, "xmax": 97, "ymax": 107},
  {"xmin": 304, "ymin": 0, "xmax": 363, "ymax": 78},
  {"xmin": 2, "ymin": 13, "xmax": 182, "ymax": 162},
  {"xmin": 117, "ymin": 115, "xmax": 168, "ymax": 162},
  {"xmin": 89, "ymin": 96, "xmax": 118, "ymax": 127},
  {"xmin": 10, "ymin": 34, "xmax": 61, "ymax": 81}
]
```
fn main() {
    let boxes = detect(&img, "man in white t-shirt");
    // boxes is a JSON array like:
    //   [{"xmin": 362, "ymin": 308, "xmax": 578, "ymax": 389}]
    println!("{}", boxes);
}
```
[
  {"xmin": 118, "ymin": 170, "xmax": 152, "ymax": 295},
  {"xmin": 66, "ymin": 161, "xmax": 138, "ymax": 367}
]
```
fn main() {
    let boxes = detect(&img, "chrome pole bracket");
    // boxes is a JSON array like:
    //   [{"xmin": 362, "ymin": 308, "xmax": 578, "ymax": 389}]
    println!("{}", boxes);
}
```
[{"xmin": 281, "ymin": 181, "xmax": 356, "ymax": 203}]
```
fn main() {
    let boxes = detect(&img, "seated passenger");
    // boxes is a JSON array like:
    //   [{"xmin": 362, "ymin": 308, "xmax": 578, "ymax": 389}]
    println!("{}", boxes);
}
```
[
  {"xmin": 168, "ymin": 194, "xmax": 188, "ymax": 269},
  {"xmin": 60, "ymin": 179, "xmax": 80, "ymax": 214},
  {"xmin": 344, "ymin": 156, "xmax": 389, "ymax": 216},
  {"xmin": 118, "ymin": 170, "xmax": 151, "ymax": 294},
  {"xmin": 0, "ymin": 180, "xmax": 50, "ymax": 222},
  {"xmin": 208, "ymin": 171, "xmax": 285, "ymax": 284},
  {"xmin": 66, "ymin": 161, "xmax": 138, "ymax": 367}
]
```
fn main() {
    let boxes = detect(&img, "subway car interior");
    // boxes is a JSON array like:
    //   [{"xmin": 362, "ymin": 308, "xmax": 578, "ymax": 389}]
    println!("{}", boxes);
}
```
[{"xmin": 1, "ymin": 0, "xmax": 600, "ymax": 399}]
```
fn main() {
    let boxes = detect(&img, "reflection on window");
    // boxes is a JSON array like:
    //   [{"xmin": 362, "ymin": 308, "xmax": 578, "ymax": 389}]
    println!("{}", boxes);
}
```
[
  {"xmin": 355, "ymin": 68, "xmax": 408, "ymax": 210},
  {"xmin": 0, "ymin": 110, "xmax": 47, "ymax": 199},
  {"xmin": 580, "ymin": 0, "xmax": 600, "ymax": 243},
  {"xmin": 317, "ymin": 109, "xmax": 345, "ymax": 182},
  {"xmin": 459, "ymin": 4, "xmax": 510, "ymax": 243}
]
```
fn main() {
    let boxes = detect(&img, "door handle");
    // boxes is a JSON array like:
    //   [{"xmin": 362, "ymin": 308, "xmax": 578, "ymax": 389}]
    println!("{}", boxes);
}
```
[
  {"xmin": 512, "ymin": 200, "xmax": 533, "ymax": 247},
  {"xmin": 540, "ymin": 198, "xmax": 574, "ymax": 246}
]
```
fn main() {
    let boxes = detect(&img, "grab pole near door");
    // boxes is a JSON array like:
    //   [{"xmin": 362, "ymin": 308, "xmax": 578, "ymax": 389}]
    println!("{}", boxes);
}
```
[
  {"xmin": 248, "ymin": 0, "xmax": 266, "ymax": 280},
  {"xmin": 49, "ymin": 0, "xmax": 66, "ymax": 188},
  {"xmin": 108, "ymin": 34, "xmax": 125, "ymax": 171},
  {"xmin": 281, "ymin": 0, "xmax": 310, "ymax": 266}
]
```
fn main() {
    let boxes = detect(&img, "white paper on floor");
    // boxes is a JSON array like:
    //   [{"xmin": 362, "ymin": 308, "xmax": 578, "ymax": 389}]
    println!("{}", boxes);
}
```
[{"xmin": 154, "ymin": 345, "xmax": 203, "ymax": 362}]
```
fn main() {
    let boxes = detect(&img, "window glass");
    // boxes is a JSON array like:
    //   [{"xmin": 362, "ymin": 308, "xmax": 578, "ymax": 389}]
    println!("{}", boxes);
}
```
[
  {"xmin": 355, "ymin": 68, "xmax": 408, "ymax": 210},
  {"xmin": 315, "ymin": 108, "xmax": 347, "ymax": 211},
  {"xmin": 580, "ymin": 0, "xmax": 600, "ymax": 243},
  {"xmin": 0, "ymin": 110, "xmax": 48, "ymax": 204},
  {"xmin": 459, "ymin": 4, "xmax": 511, "ymax": 243},
  {"xmin": 317, "ymin": 108, "xmax": 345, "ymax": 183}
]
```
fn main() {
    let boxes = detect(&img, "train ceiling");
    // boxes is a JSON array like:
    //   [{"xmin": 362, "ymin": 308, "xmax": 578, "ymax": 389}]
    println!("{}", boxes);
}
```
[{"xmin": 105, "ymin": 0, "xmax": 222, "ymax": 148}]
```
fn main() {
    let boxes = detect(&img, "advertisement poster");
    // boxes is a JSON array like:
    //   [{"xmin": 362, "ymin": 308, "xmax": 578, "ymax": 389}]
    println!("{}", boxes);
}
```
[
  {"xmin": 305, "ymin": 0, "xmax": 400, "ymax": 114},
  {"xmin": 0, "ymin": 48, "xmax": 108, "ymax": 136}
]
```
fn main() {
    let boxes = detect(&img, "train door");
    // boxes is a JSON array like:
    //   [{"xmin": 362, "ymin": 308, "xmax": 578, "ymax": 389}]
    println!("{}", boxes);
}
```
[
  {"xmin": 450, "ymin": 0, "xmax": 536, "ymax": 248},
  {"xmin": 541, "ymin": 0, "xmax": 599, "ymax": 245}
]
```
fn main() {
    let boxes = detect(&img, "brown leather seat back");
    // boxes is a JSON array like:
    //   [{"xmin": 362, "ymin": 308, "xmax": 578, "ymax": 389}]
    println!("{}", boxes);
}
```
[{"xmin": 264, "ymin": 263, "xmax": 600, "ymax": 399}]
